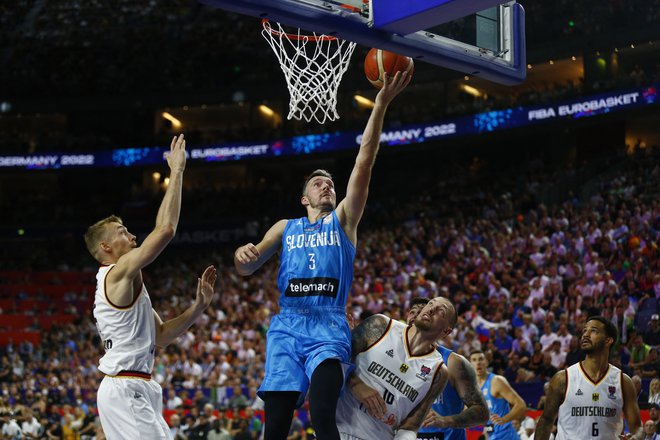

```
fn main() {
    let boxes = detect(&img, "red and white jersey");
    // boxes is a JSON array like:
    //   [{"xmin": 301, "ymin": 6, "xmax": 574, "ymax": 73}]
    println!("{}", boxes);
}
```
[
  {"xmin": 94, "ymin": 265, "xmax": 156, "ymax": 376},
  {"xmin": 556, "ymin": 362, "xmax": 624, "ymax": 440},
  {"xmin": 336, "ymin": 319, "xmax": 444, "ymax": 439}
]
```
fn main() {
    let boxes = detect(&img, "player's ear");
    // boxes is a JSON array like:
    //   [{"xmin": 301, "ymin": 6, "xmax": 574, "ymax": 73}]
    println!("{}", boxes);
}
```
[{"xmin": 301, "ymin": 195, "xmax": 310, "ymax": 207}]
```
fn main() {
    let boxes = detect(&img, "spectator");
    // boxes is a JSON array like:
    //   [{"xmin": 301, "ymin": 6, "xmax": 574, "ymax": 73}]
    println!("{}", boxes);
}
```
[
  {"xmin": 546, "ymin": 340, "xmax": 567, "ymax": 372},
  {"xmin": 167, "ymin": 387, "xmax": 184, "ymax": 410},
  {"xmin": 20, "ymin": 408, "xmax": 41, "ymax": 439},
  {"xmin": 228, "ymin": 385, "xmax": 248, "ymax": 410},
  {"xmin": 649, "ymin": 403, "xmax": 660, "ymax": 435},
  {"xmin": 230, "ymin": 418, "xmax": 252, "ymax": 440},
  {"xmin": 650, "ymin": 378, "xmax": 660, "ymax": 406},
  {"xmin": 641, "ymin": 348, "xmax": 660, "ymax": 379},
  {"xmin": 556, "ymin": 323, "xmax": 572, "ymax": 352},
  {"xmin": 461, "ymin": 330, "xmax": 482, "ymax": 355},
  {"xmin": 645, "ymin": 315, "xmax": 660, "ymax": 347},
  {"xmin": 244, "ymin": 407, "xmax": 263, "ymax": 439},
  {"xmin": 643, "ymin": 419, "xmax": 659, "ymax": 440},
  {"xmin": 521, "ymin": 314, "xmax": 539, "ymax": 342},
  {"xmin": 169, "ymin": 414, "xmax": 187, "ymax": 440},
  {"xmin": 493, "ymin": 327, "xmax": 513, "ymax": 354},
  {"xmin": 630, "ymin": 335, "xmax": 653, "ymax": 369},
  {"xmin": 1, "ymin": 412, "xmax": 22, "ymax": 439},
  {"xmin": 207, "ymin": 418, "xmax": 232, "ymax": 440},
  {"xmin": 539, "ymin": 323, "xmax": 559, "ymax": 351}
]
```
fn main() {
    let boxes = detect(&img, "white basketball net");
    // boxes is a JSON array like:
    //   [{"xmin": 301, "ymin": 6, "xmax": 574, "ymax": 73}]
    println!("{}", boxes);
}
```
[{"xmin": 261, "ymin": 21, "xmax": 357, "ymax": 124}]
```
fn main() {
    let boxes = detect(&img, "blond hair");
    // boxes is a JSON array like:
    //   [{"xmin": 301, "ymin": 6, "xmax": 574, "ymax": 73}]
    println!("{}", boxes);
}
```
[
  {"xmin": 650, "ymin": 378, "xmax": 660, "ymax": 404},
  {"xmin": 84, "ymin": 215, "xmax": 123, "ymax": 262}
]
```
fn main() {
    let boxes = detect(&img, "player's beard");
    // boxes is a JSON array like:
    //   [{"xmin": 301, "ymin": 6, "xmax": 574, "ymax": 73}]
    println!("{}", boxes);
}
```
[
  {"xmin": 414, "ymin": 317, "xmax": 432, "ymax": 331},
  {"xmin": 581, "ymin": 339, "xmax": 604, "ymax": 354},
  {"xmin": 311, "ymin": 197, "xmax": 335, "ymax": 212}
]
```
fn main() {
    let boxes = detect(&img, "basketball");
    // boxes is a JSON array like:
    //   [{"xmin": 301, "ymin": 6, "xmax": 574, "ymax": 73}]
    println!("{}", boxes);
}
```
[{"xmin": 364, "ymin": 48, "xmax": 414, "ymax": 89}]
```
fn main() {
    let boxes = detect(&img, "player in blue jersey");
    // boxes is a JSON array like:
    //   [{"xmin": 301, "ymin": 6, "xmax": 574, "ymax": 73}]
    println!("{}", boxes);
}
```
[
  {"xmin": 234, "ymin": 71, "xmax": 411, "ymax": 440},
  {"xmin": 409, "ymin": 298, "xmax": 489, "ymax": 440},
  {"xmin": 469, "ymin": 351, "xmax": 526, "ymax": 440}
]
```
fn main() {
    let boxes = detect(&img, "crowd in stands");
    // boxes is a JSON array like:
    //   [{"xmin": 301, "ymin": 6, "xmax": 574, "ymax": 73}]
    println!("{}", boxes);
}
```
[{"xmin": 0, "ymin": 141, "xmax": 658, "ymax": 438}]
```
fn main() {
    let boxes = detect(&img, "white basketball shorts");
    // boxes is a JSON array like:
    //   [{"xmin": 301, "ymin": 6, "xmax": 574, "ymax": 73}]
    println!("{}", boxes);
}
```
[{"xmin": 98, "ymin": 375, "xmax": 171, "ymax": 440}]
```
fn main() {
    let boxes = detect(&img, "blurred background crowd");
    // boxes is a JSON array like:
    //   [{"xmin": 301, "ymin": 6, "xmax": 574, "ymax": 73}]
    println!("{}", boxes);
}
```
[{"xmin": 1, "ymin": 143, "xmax": 658, "ymax": 439}]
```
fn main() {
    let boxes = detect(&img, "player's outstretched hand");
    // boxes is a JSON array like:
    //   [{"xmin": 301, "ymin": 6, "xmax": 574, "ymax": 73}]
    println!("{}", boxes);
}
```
[
  {"xmin": 375, "ymin": 71, "xmax": 412, "ymax": 107},
  {"xmin": 234, "ymin": 243, "xmax": 260, "ymax": 264},
  {"xmin": 165, "ymin": 133, "xmax": 187, "ymax": 173},
  {"xmin": 352, "ymin": 381, "xmax": 387, "ymax": 420},
  {"xmin": 194, "ymin": 265, "xmax": 217, "ymax": 311}
]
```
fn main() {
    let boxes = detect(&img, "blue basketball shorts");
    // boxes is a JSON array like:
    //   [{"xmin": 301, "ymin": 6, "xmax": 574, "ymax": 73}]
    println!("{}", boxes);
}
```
[{"xmin": 258, "ymin": 306, "xmax": 352, "ymax": 407}]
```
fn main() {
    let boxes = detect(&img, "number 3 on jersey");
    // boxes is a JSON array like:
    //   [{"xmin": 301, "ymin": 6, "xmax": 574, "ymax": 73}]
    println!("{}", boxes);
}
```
[{"xmin": 308, "ymin": 253, "xmax": 316, "ymax": 270}]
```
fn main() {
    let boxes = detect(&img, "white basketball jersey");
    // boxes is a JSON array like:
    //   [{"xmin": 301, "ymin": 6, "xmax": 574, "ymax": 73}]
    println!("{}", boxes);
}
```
[
  {"xmin": 336, "ymin": 319, "xmax": 444, "ymax": 439},
  {"xmin": 94, "ymin": 265, "xmax": 156, "ymax": 376},
  {"xmin": 556, "ymin": 362, "xmax": 624, "ymax": 440}
]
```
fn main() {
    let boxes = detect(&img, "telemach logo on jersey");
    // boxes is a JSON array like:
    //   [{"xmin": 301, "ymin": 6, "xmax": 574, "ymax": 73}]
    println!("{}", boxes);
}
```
[{"xmin": 285, "ymin": 277, "xmax": 339, "ymax": 297}]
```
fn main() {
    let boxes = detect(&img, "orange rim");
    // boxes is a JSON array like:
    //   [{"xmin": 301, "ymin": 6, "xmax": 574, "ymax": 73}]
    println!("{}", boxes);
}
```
[{"xmin": 262, "ymin": 19, "xmax": 337, "ymax": 42}]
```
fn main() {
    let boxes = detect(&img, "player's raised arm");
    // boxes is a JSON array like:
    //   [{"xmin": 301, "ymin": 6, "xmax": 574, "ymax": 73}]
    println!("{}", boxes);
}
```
[
  {"xmin": 396, "ymin": 364, "xmax": 449, "ymax": 436},
  {"xmin": 93, "ymin": 134, "xmax": 186, "ymax": 307},
  {"xmin": 234, "ymin": 219, "xmax": 287, "ymax": 276},
  {"xmin": 118, "ymin": 134, "xmax": 186, "ymax": 275},
  {"xmin": 336, "ymin": 71, "xmax": 411, "ymax": 243},
  {"xmin": 535, "ymin": 370, "xmax": 567, "ymax": 440}
]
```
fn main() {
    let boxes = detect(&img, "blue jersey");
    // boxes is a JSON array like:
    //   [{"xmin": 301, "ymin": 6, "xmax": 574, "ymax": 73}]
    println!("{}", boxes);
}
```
[
  {"xmin": 277, "ymin": 210, "xmax": 355, "ymax": 308},
  {"xmin": 481, "ymin": 373, "xmax": 519, "ymax": 440},
  {"xmin": 418, "ymin": 345, "xmax": 466, "ymax": 440}
]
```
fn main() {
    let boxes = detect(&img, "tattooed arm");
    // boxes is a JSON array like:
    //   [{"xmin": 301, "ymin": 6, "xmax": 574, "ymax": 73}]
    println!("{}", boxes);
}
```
[
  {"xmin": 397, "ymin": 364, "xmax": 449, "ymax": 432},
  {"xmin": 351, "ymin": 314, "xmax": 391, "ymax": 356},
  {"xmin": 422, "ymin": 352, "xmax": 489, "ymax": 429},
  {"xmin": 534, "ymin": 370, "xmax": 566, "ymax": 440},
  {"xmin": 347, "ymin": 314, "xmax": 391, "ymax": 417}
]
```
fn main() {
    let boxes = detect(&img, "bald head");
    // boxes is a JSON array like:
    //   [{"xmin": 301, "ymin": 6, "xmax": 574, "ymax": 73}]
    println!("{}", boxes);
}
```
[
  {"xmin": 414, "ymin": 297, "xmax": 457, "ymax": 337},
  {"xmin": 432, "ymin": 296, "xmax": 457, "ymax": 327}
]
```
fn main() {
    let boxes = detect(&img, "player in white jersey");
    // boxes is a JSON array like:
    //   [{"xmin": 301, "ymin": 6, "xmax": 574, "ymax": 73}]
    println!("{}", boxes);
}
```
[
  {"xmin": 84, "ymin": 134, "xmax": 218, "ymax": 440},
  {"xmin": 535, "ymin": 316, "xmax": 642, "ymax": 440},
  {"xmin": 336, "ymin": 297, "xmax": 454, "ymax": 440}
]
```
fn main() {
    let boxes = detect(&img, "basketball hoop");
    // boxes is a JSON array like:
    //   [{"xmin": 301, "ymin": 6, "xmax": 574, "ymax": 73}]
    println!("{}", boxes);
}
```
[{"xmin": 261, "ymin": 19, "xmax": 356, "ymax": 124}]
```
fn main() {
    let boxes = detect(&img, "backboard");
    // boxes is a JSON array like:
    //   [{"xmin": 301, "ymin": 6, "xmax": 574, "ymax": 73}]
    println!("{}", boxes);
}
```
[{"xmin": 200, "ymin": 0, "xmax": 526, "ymax": 85}]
